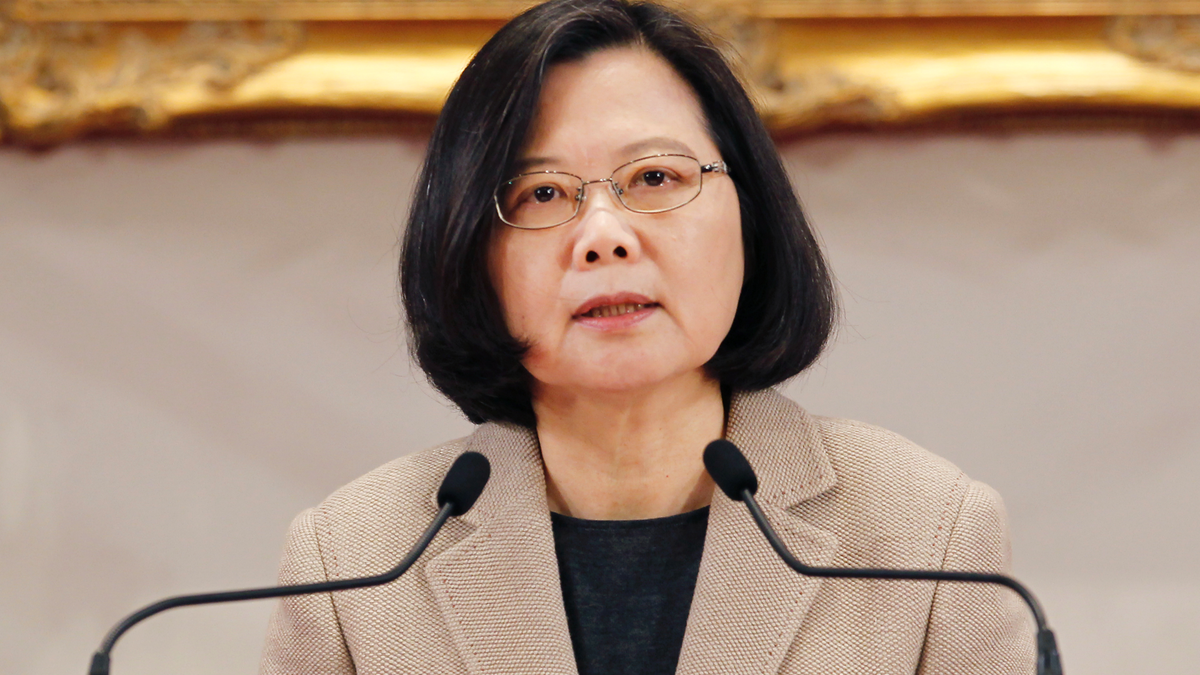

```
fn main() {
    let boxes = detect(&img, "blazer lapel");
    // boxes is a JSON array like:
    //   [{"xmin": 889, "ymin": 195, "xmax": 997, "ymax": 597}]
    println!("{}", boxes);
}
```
[
  {"xmin": 676, "ymin": 389, "xmax": 840, "ymax": 675},
  {"xmin": 424, "ymin": 423, "xmax": 578, "ymax": 675},
  {"xmin": 422, "ymin": 389, "xmax": 835, "ymax": 675}
]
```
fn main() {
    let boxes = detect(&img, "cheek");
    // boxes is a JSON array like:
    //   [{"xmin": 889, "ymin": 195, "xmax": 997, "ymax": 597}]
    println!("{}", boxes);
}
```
[
  {"xmin": 488, "ymin": 228, "xmax": 563, "ymax": 341},
  {"xmin": 488, "ymin": 229, "xmax": 527, "ymax": 335},
  {"xmin": 710, "ymin": 242, "xmax": 745, "ymax": 341},
  {"xmin": 680, "ymin": 197, "xmax": 744, "ymax": 339}
]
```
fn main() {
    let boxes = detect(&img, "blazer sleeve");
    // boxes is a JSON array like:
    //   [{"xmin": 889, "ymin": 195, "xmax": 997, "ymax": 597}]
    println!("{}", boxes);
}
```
[
  {"xmin": 260, "ymin": 508, "xmax": 356, "ymax": 675},
  {"xmin": 916, "ymin": 480, "xmax": 1037, "ymax": 675}
]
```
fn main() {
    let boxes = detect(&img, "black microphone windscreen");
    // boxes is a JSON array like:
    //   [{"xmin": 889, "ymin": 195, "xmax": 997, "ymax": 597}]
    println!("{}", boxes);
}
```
[
  {"xmin": 704, "ymin": 440, "xmax": 758, "ymax": 501},
  {"xmin": 437, "ymin": 452, "xmax": 491, "ymax": 516}
]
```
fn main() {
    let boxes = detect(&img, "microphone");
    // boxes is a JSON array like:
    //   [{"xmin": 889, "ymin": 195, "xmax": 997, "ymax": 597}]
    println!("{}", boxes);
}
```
[
  {"xmin": 703, "ymin": 440, "xmax": 1063, "ymax": 675},
  {"xmin": 89, "ymin": 451, "xmax": 491, "ymax": 675}
]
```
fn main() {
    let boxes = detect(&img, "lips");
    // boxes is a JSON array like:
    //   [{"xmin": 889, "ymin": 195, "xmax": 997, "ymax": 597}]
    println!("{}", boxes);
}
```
[
  {"xmin": 572, "ymin": 293, "xmax": 659, "ymax": 319},
  {"xmin": 580, "ymin": 302, "xmax": 651, "ymax": 318}
]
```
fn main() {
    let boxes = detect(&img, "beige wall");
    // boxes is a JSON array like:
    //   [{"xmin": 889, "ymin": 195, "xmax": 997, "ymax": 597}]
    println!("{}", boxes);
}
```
[{"xmin": 1, "ymin": 132, "xmax": 1197, "ymax": 674}]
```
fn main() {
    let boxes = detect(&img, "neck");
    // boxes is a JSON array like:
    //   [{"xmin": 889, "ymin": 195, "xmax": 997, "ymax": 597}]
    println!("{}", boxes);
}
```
[{"xmin": 532, "ymin": 371, "xmax": 724, "ymax": 520}]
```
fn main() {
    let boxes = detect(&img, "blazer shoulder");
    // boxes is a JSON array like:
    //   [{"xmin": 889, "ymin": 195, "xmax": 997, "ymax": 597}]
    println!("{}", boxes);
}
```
[
  {"xmin": 811, "ymin": 415, "xmax": 969, "ymax": 496},
  {"xmin": 320, "ymin": 435, "xmax": 473, "ymax": 517},
  {"xmin": 303, "ymin": 436, "xmax": 474, "ymax": 577},
  {"xmin": 804, "ymin": 415, "xmax": 988, "ymax": 568},
  {"xmin": 338, "ymin": 435, "xmax": 470, "ymax": 491}
]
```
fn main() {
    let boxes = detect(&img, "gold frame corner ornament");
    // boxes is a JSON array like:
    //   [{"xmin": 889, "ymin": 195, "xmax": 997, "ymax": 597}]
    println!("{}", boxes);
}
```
[
  {"xmin": 4, "ymin": 1, "xmax": 1200, "ymax": 145},
  {"xmin": 0, "ymin": 18, "xmax": 307, "ymax": 143}
]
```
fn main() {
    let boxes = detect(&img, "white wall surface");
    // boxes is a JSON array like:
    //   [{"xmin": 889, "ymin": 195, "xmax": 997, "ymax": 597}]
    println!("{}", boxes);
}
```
[{"xmin": 1, "ymin": 132, "xmax": 1197, "ymax": 674}]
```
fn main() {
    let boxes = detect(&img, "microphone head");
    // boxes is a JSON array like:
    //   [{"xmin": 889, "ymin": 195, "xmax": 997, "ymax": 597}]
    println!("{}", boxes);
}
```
[
  {"xmin": 437, "ymin": 452, "xmax": 491, "ymax": 516},
  {"xmin": 703, "ymin": 439, "xmax": 758, "ymax": 501}
]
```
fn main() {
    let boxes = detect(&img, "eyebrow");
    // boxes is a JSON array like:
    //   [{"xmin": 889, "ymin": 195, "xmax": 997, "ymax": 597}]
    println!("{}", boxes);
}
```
[
  {"xmin": 512, "ymin": 136, "xmax": 698, "ymax": 174},
  {"xmin": 620, "ymin": 136, "xmax": 696, "ymax": 158}
]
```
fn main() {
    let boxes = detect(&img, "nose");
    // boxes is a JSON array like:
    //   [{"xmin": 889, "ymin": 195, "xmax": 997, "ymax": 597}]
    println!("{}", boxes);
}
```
[{"xmin": 571, "ymin": 181, "xmax": 642, "ymax": 268}]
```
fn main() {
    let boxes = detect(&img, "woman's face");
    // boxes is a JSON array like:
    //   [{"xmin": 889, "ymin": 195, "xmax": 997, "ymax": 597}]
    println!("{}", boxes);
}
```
[{"xmin": 489, "ymin": 47, "xmax": 744, "ymax": 397}]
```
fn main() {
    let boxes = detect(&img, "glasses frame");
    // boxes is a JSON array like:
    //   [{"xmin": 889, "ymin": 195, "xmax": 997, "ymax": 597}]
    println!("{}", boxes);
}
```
[{"xmin": 493, "ymin": 153, "xmax": 731, "ymax": 230}]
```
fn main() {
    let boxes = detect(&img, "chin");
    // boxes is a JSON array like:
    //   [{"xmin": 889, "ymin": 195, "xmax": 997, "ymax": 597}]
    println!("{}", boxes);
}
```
[
  {"xmin": 579, "ymin": 372, "xmax": 676, "ymax": 394},
  {"xmin": 523, "ymin": 335, "xmax": 721, "ymax": 395},
  {"xmin": 532, "ymin": 357, "xmax": 709, "ymax": 397}
]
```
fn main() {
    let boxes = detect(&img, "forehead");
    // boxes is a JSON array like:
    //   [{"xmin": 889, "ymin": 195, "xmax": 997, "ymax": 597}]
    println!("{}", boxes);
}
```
[{"xmin": 518, "ymin": 47, "xmax": 717, "ymax": 172}]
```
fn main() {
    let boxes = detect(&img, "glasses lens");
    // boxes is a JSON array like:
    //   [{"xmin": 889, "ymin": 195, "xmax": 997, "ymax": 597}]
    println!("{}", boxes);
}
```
[
  {"xmin": 496, "ymin": 173, "xmax": 582, "ymax": 229},
  {"xmin": 613, "ymin": 155, "xmax": 703, "ymax": 213}
]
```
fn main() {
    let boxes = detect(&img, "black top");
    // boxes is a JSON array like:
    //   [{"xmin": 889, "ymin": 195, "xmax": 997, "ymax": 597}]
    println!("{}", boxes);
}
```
[{"xmin": 550, "ymin": 507, "xmax": 709, "ymax": 675}]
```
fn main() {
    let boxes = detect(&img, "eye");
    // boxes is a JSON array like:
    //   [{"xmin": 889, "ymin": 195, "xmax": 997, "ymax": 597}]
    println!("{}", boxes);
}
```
[
  {"xmin": 640, "ymin": 170, "xmax": 667, "ymax": 187},
  {"xmin": 514, "ymin": 182, "xmax": 568, "ymax": 208},
  {"xmin": 627, "ymin": 166, "xmax": 684, "ymax": 190}
]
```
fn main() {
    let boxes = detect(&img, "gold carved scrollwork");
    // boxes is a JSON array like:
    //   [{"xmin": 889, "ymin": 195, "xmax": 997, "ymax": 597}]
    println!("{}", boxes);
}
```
[
  {"xmin": 0, "ymin": 18, "xmax": 303, "ymax": 143},
  {"xmin": 682, "ymin": 0, "xmax": 896, "ymax": 130},
  {"xmin": 4, "ymin": 1, "xmax": 1200, "ymax": 144},
  {"xmin": 1109, "ymin": 14, "xmax": 1200, "ymax": 73}
]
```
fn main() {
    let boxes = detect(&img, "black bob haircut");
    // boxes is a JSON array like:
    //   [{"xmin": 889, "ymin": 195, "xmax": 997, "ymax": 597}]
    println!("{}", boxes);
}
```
[{"xmin": 401, "ymin": 0, "xmax": 836, "ymax": 427}]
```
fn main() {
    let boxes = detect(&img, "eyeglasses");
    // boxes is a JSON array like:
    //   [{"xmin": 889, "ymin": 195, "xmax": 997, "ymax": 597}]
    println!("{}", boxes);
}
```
[{"xmin": 494, "ymin": 154, "xmax": 731, "ymax": 230}]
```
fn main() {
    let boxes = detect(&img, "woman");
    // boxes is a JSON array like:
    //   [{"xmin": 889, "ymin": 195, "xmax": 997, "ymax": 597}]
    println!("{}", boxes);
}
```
[{"xmin": 261, "ymin": 1, "xmax": 1033, "ymax": 673}]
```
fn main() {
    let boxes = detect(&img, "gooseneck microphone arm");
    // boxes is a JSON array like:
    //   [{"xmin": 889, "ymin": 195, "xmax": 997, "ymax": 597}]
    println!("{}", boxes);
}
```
[
  {"xmin": 88, "ymin": 503, "xmax": 454, "ymax": 675},
  {"xmin": 739, "ymin": 493, "xmax": 1051, "ymax": 627},
  {"xmin": 703, "ymin": 440, "xmax": 1063, "ymax": 675},
  {"xmin": 739, "ymin": 492, "xmax": 1062, "ymax": 673},
  {"xmin": 89, "ymin": 451, "xmax": 491, "ymax": 675}
]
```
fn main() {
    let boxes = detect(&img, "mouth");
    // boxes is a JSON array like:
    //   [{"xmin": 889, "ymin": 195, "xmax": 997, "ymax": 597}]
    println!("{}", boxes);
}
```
[
  {"xmin": 579, "ymin": 302, "xmax": 657, "ymax": 319},
  {"xmin": 572, "ymin": 293, "xmax": 659, "ymax": 321}
]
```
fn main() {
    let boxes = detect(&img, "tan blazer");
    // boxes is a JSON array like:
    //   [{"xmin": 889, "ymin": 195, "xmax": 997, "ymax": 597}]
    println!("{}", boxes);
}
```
[{"xmin": 261, "ymin": 389, "xmax": 1034, "ymax": 674}]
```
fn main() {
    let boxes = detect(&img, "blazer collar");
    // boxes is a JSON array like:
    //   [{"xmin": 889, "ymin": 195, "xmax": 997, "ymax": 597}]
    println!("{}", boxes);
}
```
[
  {"xmin": 452, "ymin": 420, "xmax": 545, "ymax": 529},
  {"xmin": 724, "ymin": 388, "xmax": 837, "ymax": 510},
  {"xmin": 423, "ymin": 388, "xmax": 838, "ymax": 675},
  {"xmin": 423, "ymin": 421, "xmax": 577, "ymax": 674},
  {"xmin": 676, "ymin": 388, "xmax": 839, "ymax": 675}
]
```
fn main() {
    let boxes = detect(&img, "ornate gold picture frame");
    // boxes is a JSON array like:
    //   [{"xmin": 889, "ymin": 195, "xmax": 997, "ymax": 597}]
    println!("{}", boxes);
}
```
[{"xmin": 3, "ymin": 1, "xmax": 1200, "ymax": 144}]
